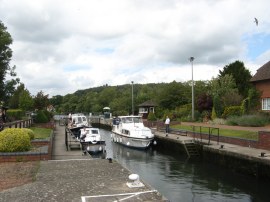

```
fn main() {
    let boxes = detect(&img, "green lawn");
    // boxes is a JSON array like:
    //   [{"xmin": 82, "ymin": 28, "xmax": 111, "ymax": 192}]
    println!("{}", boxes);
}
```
[
  {"xmin": 172, "ymin": 124, "xmax": 258, "ymax": 140},
  {"xmin": 30, "ymin": 127, "xmax": 52, "ymax": 139}
]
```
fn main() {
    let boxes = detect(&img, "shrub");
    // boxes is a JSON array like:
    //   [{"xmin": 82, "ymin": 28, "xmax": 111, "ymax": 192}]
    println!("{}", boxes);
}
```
[
  {"xmin": 147, "ymin": 112, "xmax": 157, "ymax": 121},
  {"xmin": 0, "ymin": 128, "xmax": 31, "ymax": 152},
  {"xmin": 21, "ymin": 128, "xmax": 35, "ymax": 140},
  {"xmin": 35, "ymin": 110, "xmax": 49, "ymax": 123},
  {"xmin": 222, "ymin": 106, "xmax": 242, "ymax": 118},
  {"xmin": 211, "ymin": 107, "xmax": 217, "ymax": 120},
  {"xmin": 209, "ymin": 118, "xmax": 226, "ymax": 125},
  {"xmin": 226, "ymin": 114, "xmax": 269, "ymax": 127},
  {"xmin": 6, "ymin": 109, "xmax": 25, "ymax": 122}
]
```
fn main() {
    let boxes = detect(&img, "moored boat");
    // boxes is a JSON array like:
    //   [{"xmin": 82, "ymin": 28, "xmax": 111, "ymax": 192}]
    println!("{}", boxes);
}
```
[
  {"xmin": 111, "ymin": 115, "xmax": 155, "ymax": 149},
  {"xmin": 68, "ymin": 114, "xmax": 105, "ymax": 154}
]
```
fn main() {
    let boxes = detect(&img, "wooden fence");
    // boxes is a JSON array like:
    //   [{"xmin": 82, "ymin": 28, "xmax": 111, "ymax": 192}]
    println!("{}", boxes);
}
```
[{"xmin": 2, "ymin": 118, "xmax": 33, "ymax": 129}]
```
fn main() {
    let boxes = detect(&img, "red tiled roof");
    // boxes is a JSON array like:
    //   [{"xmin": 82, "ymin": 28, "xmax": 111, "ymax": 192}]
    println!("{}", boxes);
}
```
[{"xmin": 250, "ymin": 61, "xmax": 270, "ymax": 82}]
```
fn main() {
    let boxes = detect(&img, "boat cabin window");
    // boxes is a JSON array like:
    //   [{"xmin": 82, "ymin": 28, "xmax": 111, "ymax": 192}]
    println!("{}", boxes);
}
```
[
  {"xmin": 120, "ymin": 117, "xmax": 142, "ymax": 123},
  {"xmin": 91, "ymin": 129, "xmax": 99, "ymax": 134},
  {"xmin": 133, "ymin": 117, "xmax": 142, "ymax": 123},
  {"xmin": 122, "ymin": 129, "xmax": 130, "ymax": 135}
]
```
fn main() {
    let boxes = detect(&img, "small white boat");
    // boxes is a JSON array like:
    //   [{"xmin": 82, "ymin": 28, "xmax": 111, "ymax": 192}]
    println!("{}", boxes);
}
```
[
  {"xmin": 70, "ymin": 114, "xmax": 89, "ymax": 128},
  {"xmin": 79, "ymin": 127, "xmax": 106, "ymax": 154},
  {"xmin": 68, "ymin": 114, "xmax": 105, "ymax": 154},
  {"xmin": 111, "ymin": 115, "xmax": 154, "ymax": 149}
]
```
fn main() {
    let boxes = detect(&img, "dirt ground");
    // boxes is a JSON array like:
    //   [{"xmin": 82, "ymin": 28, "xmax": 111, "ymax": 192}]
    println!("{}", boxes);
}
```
[{"xmin": 0, "ymin": 161, "xmax": 40, "ymax": 191}]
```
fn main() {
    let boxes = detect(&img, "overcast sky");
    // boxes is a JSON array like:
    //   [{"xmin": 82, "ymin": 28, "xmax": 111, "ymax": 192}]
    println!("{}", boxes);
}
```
[{"xmin": 0, "ymin": 0, "xmax": 269, "ymax": 97}]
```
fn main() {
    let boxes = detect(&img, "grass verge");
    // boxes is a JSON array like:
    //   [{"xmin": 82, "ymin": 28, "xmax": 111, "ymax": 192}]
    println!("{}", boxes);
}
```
[
  {"xmin": 30, "ymin": 127, "xmax": 52, "ymax": 139},
  {"xmin": 172, "ymin": 125, "xmax": 258, "ymax": 140}
]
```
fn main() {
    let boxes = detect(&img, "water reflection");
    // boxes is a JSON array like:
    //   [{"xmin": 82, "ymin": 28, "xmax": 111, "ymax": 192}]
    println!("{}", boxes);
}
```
[{"xmin": 101, "ymin": 129, "xmax": 269, "ymax": 202}]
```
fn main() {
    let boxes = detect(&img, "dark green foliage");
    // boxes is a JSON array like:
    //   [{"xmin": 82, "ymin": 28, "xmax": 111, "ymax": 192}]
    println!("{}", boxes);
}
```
[
  {"xmin": 212, "ymin": 95, "xmax": 223, "ymax": 117},
  {"xmin": 35, "ymin": 110, "xmax": 49, "ymax": 123},
  {"xmin": 43, "ymin": 110, "xmax": 53, "ymax": 120},
  {"xmin": 247, "ymin": 87, "xmax": 261, "ymax": 112},
  {"xmin": 6, "ymin": 109, "xmax": 25, "ymax": 122},
  {"xmin": 34, "ymin": 91, "xmax": 49, "ymax": 110},
  {"xmin": 147, "ymin": 112, "xmax": 157, "ymax": 121},
  {"xmin": 218, "ymin": 60, "xmax": 252, "ymax": 98},
  {"xmin": 0, "ymin": 21, "xmax": 20, "ymax": 103},
  {"xmin": 222, "ymin": 106, "xmax": 243, "ymax": 118},
  {"xmin": 226, "ymin": 114, "xmax": 269, "ymax": 127},
  {"xmin": 211, "ymin": 107, "xmax": 217, "ymax": 120},
  {"xmin": 0, "ymin": 128, "xmax": 31, "ymax": 152}
]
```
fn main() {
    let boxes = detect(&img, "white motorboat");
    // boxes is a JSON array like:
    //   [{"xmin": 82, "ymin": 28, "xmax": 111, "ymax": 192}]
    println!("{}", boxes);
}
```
[
  {"xmin": 69, "ymin": 114, "xmax": 89, "ymax": 128},
  {"xmin": 79, "ymin": 127, "xmax": 106, "ymax": 154},
  {"xmin": 69, "ymin": 126, "xmax": 106, "ymax": 154},
  {"xmin": 111, "ymin": 115, "xmax": 155, "ymax": 149}
]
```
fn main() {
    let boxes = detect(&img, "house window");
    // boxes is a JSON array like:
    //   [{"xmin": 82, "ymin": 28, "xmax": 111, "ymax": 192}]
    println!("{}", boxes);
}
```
[{"xmin": 262, "ymin": 98, "xmax": 270, "ymax": 110}]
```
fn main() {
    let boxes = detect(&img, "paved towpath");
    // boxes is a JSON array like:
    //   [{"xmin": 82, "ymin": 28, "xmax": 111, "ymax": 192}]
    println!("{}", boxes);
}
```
[
  {"xmin": 0, "ymin": 123, "xmax": 167, "ymax": 202},
  {"xmin": 154, "ymin": 122, "xmax": 270, "ymax": 164}
]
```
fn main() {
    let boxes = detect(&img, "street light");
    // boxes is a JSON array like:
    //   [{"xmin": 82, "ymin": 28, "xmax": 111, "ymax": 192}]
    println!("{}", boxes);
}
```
[
  {"xmin": 131, "ymin": 81, "xmax": 134, "ymax": 115},
  {"xmin": 189, "ymin": 57, "xmax": 195, "ymax": 121}
]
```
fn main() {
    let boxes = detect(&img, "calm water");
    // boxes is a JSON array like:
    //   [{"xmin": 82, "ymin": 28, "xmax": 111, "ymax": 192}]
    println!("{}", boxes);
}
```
[{"xmin": 100, "ymin": 129, "xmax": 269, "ymax": 202}]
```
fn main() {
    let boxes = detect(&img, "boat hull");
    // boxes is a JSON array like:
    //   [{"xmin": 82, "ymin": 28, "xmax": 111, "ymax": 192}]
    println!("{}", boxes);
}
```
[
  {"xmin": 111, "ymin": 132, "xmax": 153, "ymax": 149},
  {"xmin": 81, "ymin": 141, "xmax": 106, "ymax": 154}
]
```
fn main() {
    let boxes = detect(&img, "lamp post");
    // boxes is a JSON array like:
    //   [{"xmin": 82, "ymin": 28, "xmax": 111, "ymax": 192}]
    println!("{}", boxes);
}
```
[
  {"xmin": 189, "ymin": 57, "xmax": 195, "ymax": 121},
  {"xmin": 131, "ymin": 81, "xmax": 134, "ymax": 115}
]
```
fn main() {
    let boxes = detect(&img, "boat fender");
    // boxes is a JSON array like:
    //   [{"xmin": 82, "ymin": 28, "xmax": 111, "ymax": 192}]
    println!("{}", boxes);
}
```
[{"xmin": 153, "ymin": 140, "xmax": 157, "ymax": 145}]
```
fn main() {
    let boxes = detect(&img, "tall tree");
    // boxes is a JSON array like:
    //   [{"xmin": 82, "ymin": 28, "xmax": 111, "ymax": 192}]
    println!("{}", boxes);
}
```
[
  {"xmin": 218, "ymin": 61, "xmax": 252, "ymax": 97},
  {"xmin": 210, "ymin": 74, "xmax": 239, "ymax": 117},
  {"xmin": 19, "ymin": 89, "xmax": 34, "ymax": 111},
  {"xmin": 9, "ymin": 83, "xmax": 25, "ymax": 108},
  {"xmin": 33, "ymin": 91, "xmax": 49, "ymax": 110},
  {"xmin": 0, "ymin": 21, "xmax": 20, "ymax": 103}
]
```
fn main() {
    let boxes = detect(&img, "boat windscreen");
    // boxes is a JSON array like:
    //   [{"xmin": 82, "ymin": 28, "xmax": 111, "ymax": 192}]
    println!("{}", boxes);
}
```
[
  {"xmin": 91, "ymin": 129, "xmax": 99, "ymax": 134},
  {"xmin": 133, "ymin": 117, "xmax": 142, "ymax": 123}
]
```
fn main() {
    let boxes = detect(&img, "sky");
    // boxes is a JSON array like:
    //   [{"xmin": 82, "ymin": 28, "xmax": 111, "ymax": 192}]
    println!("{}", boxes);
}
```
[{"xmin": 0, "ymin": 0, "xmax": 269, "ymax": 97}]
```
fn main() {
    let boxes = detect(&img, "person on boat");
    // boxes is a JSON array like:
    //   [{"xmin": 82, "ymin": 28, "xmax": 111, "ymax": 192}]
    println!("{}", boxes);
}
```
[
  {"xmin": 80, "ymin": 127, "xmax": 89, "ymax": 155},
  {"xmin": 80, "ymin": 126, "xmax": 88, "ymax": 141},
  {"xmin": 165, "ymin": 116, "xmax": 170, "ymax": 136}
]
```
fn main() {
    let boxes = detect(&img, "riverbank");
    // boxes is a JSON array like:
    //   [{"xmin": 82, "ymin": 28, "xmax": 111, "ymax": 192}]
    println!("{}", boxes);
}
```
[
  {"xmin": 0, "ymin": 124, "xmax": 167, "ymax": 202},
  {"xmin": 154, "ymin": 130, "xmax": 270, "ymax": 181}
]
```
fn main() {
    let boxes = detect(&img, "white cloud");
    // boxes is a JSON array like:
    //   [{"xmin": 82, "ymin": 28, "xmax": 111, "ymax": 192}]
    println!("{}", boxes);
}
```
[{"xmin": 0, "ymin": 0, "xmax": 269, "ymax": 97}]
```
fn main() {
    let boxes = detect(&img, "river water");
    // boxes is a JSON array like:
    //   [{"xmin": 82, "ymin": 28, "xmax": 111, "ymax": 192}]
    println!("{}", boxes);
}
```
[{"xmin": 100, "ymin": 129, "xmax": 269, "ymax": 202}]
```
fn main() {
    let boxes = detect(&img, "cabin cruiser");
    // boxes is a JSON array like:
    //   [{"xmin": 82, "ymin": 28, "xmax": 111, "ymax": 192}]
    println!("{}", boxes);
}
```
[
  {"xmin": 68, "ymin": 114, "xmax": 105, "ymax": 154},
  {"xmin": 111, "ymin": 115, "xmax": 155, "ymax": 149},
  {"xmin": 79, "ymin": 126, "xmax": 106, "ymax": 154},
  {"xmin": 69, "ymin": 114, "xmax": 89, "ymax": 128}
]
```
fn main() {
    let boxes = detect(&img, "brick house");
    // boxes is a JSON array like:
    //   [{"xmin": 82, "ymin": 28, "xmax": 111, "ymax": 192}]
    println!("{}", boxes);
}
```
[
  {"xmin": 138, "ymin": 100, "xmax": 157, "ymax": 119},
  {"xmin": 250, "ymin": 61, "xmax": 270, "ymax": 111}
]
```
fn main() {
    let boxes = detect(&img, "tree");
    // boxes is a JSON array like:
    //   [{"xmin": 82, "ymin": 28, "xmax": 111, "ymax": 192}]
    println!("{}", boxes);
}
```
[
  {"xmin": 33, "ymin": 91, "xmax": 49, "ymax": 110},
  {"xmin": 218, "ymin": 61, "xmax": 252, "ymax": 97},
  {"xmin": 9, "ymin": 83, "xmax": 25, "ymax": 108},
  {"xmin": 159, "ymin": 81, "xmax": 189, "ymax": 110},
  {"xmin": 210, "ymin": 75, "xmax": 239, "ymax": 117},
  {"xmin": 0, "ymin": 21, "xmax": 20, "ymax": 103},
  {"xmin": 197, "ymin": 93, "xmax": 213, "ymax": 113},
  {"xmin": 19, "ymin": 89, "xmax": 34, "ymax": 111}
]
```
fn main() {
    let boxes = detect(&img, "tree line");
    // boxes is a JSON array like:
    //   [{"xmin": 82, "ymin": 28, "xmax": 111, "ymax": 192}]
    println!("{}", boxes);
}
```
[{"xmin": 0, "ymin": 20, "xmax": 261, "ymax": 122}]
